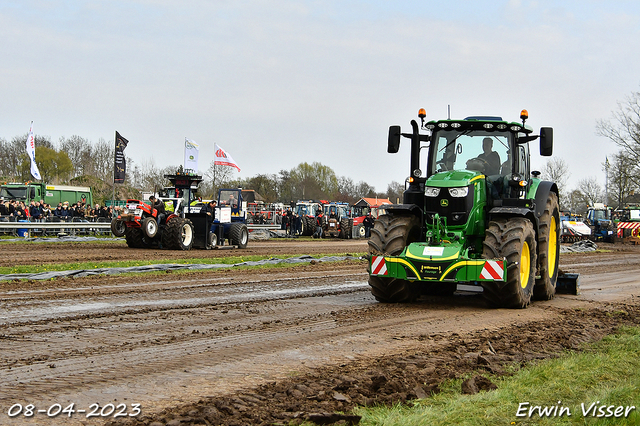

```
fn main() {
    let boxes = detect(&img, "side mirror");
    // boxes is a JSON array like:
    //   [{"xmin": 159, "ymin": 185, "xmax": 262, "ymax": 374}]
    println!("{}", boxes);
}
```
[
  {"xmin": 388, "ymin": 125, "xmax": 401, "ymax": 153},
  {"xmin": 540, "ymin": 127, "xmax": 553, "ymax": 156}
]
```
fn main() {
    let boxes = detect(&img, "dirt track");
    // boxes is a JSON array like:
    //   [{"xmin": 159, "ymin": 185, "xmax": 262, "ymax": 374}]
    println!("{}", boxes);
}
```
[{"xmin": 1, "ymin": 240, "xmax": 640, "ymax": 425}]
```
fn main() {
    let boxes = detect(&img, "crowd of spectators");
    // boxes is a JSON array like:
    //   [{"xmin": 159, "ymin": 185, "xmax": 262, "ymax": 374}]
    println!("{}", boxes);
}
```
[{"xmin": 0, "ymin": 199, "xmax": 114, "ymax": 222}]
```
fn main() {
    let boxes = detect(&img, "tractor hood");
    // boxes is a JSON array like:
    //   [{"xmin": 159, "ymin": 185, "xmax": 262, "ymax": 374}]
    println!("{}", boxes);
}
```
[{"xmin": 426, "ymin": 170, "xmax": 483, "ymax": 188}]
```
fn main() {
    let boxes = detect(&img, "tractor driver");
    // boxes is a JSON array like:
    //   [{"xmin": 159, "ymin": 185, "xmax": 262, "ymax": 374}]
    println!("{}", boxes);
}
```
[
  {"xmin": 228, "ymin": 193, "xmax": 238, "ymax": 208},
  {"xmin": 149, "ymin": 196, "xmax": 166, "ymax": 228},
  {"xmin": 468, "ymin": 137, "xmax": 501, "ymax": 176}
]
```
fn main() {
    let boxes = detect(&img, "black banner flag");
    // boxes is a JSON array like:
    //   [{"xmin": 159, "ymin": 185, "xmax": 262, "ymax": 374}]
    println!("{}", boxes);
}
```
[{"xmin": 114, "ymin": 131, "xmax": 129, "ymax": 184}]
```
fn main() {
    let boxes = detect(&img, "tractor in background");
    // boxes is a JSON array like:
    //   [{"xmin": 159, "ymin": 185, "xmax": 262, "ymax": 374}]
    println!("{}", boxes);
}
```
[
  {"xmin": 294, "ymin": 200, "xmax": 323, "ymax": 236},
  {"xmin": 322, "ymin": 202, "xmax": 353, "ymax": 239},
  {"xmin": 368, "ymin": 108, "xmax": 578, "ymax": 308},
  {"xmin": 200, "ymin": 188, "xmax": 249, "ymax": 248},
  {"xmin": 585, "ymin": 203, "xmax": 615, "ymax": 242}
]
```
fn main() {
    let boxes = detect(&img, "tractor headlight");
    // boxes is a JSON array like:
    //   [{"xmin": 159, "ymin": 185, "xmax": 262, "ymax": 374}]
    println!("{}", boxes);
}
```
[
  {"xmin": 425, "ymin": 187, "xmax": 441, "ymax": 197},
  {"xmin": 448, "ymin": 187, "xmax": 469, "ymax": 197}
]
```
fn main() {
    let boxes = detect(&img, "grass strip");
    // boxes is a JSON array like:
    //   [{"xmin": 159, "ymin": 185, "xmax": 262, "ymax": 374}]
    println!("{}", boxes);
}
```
[
  {"xmin": 0, "ymin": 252, "xmax": 366, "ymax": 275},
  {"xmin": 353, "ymin": 326, "xmax": 640, "ymax": 426}
]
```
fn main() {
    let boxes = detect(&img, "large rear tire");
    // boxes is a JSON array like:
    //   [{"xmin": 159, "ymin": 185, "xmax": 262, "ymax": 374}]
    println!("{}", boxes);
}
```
[
  {"xmin": 302, "ymin": 216, "xmax": 315, "ymax": 236},
  {"xmin": 339, "ymin": 218, "xmax": 350, "ymax": 239},
  {"xmin": 229, "ymin": 223, "xmax": 249, "ymax": 249},
  {"xmin": 481, "ymin": 218, "xmax": 537, "ymax": 308},
  {"xmin": 111, "ymin": 218, "xmax": 126, "ymax": 237},
  {"xmin": 124, "ymin": 227, "xmax": 145, "ymax": 248},
  {"xmin": 534, "ymin": 192, "xmax": 560, "ymax": 300},
  {"xmin": 162, "ymin": 217, "xmax": 194, "ymax": 250},
  {"xmin": 367, "ymin": 214, "xmax": 422, "ymax": 303}
]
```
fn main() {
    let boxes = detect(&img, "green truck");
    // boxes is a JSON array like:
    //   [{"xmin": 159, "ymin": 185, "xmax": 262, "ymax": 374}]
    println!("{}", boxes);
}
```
[{"xmin": 0, "ymin": 182, "xmax": 93, "ymax": 206}]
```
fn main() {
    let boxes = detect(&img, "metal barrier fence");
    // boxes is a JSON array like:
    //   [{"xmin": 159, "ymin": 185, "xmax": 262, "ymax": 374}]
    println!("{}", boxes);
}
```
[
  {"xmin": 0, "ymin": 219, "xmax": 280, "ymax": 238},
  {"xmin": 0, "ymin": 220, "xmax": 112, "ymax": 237}
]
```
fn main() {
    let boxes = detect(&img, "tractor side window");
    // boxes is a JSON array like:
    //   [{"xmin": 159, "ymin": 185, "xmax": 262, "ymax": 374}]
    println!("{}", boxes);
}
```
[{"xmin": 517, "ymin": 143, "xmax": 529, "ymax": 177}]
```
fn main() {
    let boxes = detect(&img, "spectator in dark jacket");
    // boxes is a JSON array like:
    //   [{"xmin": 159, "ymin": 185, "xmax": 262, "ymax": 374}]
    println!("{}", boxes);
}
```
[
  {"xmin": 30, "ymin": 201, "xmax": 43, "ymax": 221},
  {"xmin": 363, "ymin": 213, "xmax": 375, "ymax": 238},
  {"xmin": 53, "ymin": 204, "xmax": 63, "ymax": 218},
  {"xmin": 61, "ymin": 203, "xmax": 72, "ymax": 220}
]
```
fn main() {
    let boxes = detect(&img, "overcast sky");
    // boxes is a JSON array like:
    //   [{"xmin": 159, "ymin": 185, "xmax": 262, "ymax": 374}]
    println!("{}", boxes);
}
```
[{"xmin": 2, "ymin": 0, "xmax": 639, "ymax": 194}]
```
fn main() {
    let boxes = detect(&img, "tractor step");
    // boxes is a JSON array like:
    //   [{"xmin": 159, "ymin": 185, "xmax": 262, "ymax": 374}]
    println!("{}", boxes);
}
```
[{"xmin": 556, "ymin": 273, "xmax": 580, "ymax": 295}]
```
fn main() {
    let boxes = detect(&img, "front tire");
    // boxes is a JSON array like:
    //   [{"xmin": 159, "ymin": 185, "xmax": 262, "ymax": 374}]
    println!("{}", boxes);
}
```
[
  {"xmin": 111, "ymin": 218, "xmax": 126, "ymax": 237},
  {"xmin": 534, "ymin": 192, "xmax": 560, "ymax": 300},
  {"xmin": 142, "ymin": 216, "xmax": 158, "ymax": 238},
  {"xmin": 482, "ymin": 218, "xmax": 537, "ymax": 308},
  {"xmin": 367, "ymin": 214, "xmax": 422, "ymax": 303}
]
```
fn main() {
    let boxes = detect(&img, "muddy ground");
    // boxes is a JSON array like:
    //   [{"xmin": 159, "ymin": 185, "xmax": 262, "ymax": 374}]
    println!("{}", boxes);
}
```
[{"xmin": 1, "ymin": 240, "xmax": 640, "ymax": 426}]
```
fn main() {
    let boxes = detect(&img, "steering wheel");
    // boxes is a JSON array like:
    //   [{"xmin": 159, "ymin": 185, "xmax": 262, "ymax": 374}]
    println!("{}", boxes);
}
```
[
  {"xmin": 466, "ymin": 157, "xmax": 490, "ymax": 174},
  {"xmin": 436, "ymin": 160, "xmax": 449, "ymax": 172}
]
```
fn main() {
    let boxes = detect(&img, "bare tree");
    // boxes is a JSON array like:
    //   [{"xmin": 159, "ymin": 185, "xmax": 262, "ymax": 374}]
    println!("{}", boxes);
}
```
[
  {"xmin": 597, "ymin": 89, "xmax": 640, "ymax": 164},
  {"xmin": 203, "ymin": 162, "xmax": 236, "ymax": 198},
  {"xmin": 59, "ymin": 135, "xmax": 92, "ymax": 177},
  {"xmin": 605, "ymin": 151, "xmax": 638, "ymax": 208},
  {"xmin": 386, "ymin": 181, "xmax": 404, "ymax": 204},
  {"xmin": 576, "ymin": 176, "xmax": 604, "ymax": 206},
  {"xmin": 541, "ymin": 157, "xmax": 570, "ymax": 188}
]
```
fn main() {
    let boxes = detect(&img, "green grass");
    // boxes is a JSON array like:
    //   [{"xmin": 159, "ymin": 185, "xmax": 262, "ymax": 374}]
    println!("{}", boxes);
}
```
[
  {"xmin": 352, "ymin": 326, "xmax": 640, "ymax": 426},
  {"xmin": 0, "ymin": 252, "xmax": 366, "ymax": 275}
]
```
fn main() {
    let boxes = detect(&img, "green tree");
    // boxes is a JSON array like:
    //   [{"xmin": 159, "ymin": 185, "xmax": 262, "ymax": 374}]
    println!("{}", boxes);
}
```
[
  {"xmin": 243, "ymin": 174, "xmax": 279, "ymax": 203},
  {"xmin": 19, "ymin": 146, "xmax": 73, "ymax": 183},
  {"xmin": 289, "ymin": 162, "xmax": 338, "ymax": 200}
]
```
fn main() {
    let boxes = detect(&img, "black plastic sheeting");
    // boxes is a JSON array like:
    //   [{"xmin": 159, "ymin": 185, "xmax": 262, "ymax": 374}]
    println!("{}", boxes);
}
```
[
  {"xmin": 2, "ymin": 236, "xmax": 118, "ymax": 243},
  {"xmin": 560, "ymin": 240, "xmax": 598, "ymax": 253},
  {"xmin": 0, "ymin": 255, "xmax": 360, "ymax": 281}
]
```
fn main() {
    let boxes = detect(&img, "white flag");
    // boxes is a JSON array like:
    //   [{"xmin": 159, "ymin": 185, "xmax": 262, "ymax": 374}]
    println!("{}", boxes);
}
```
[
  {"xmin": 26, "ymin": 121, "xmax": 41, "ymax": 180},
  {"xmin": 184, "ymin": 138, "xmax": 199, "ymax": 171},
  {"xmin": 214, "ymin": 143, "xmax": 241, "ymax": 172}
]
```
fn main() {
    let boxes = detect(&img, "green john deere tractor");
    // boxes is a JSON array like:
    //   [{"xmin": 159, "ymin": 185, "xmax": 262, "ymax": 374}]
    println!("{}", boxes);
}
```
[{"xmin": 368, "ymin": 109, "xmax": 566, "ymax": 308}]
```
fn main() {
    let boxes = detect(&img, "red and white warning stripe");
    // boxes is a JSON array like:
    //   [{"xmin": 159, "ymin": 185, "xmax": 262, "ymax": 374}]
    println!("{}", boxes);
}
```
[
  {"xmin": 371, "ymin": 256, "xmax": 388, "ymax": 276},
  {"xmin": 479, "ymin": 260, "xmax": 504, "ymax": 281},
  {"xmin": 617, "ymin": 221, "xmax": 640, "ymax": 237}
]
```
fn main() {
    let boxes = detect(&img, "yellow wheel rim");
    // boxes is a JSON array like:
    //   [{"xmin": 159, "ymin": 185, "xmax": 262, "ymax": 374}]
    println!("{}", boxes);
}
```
[
  {"xmin": 548, "ymin": 216, "xmax": 558, "ymax": 278},
  {"xmin": 520, "ymin": 241, "xmax": 530, "ymax": 289}
]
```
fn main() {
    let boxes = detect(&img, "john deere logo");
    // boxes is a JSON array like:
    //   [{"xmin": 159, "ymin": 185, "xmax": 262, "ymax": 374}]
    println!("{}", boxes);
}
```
[{"xmin": 440, "ymin": 199, "xmax": 449, "ymax": 207}]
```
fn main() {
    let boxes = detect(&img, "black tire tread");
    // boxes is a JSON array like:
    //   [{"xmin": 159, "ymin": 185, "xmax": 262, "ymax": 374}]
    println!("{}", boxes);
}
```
[
  {"xmin": 367, "ymin": 214, "xmax": 422, "ymax": 303},
  {"xmin": 534, "ymin": 192, "xmax": 560, "ymax": 300},
  {"xmin": 481, "ymin": 218, "xmax": 537, "ymax": 309}
]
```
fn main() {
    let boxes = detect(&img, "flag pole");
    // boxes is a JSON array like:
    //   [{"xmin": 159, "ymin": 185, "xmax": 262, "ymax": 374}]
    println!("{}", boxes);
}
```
[
  {"xmin": 112, "ymin": 131, "xmax": 116, "ymax": 218},
  {"xmin": 213, "ymin": 142, "xmax": 216, "ymax": 197}
]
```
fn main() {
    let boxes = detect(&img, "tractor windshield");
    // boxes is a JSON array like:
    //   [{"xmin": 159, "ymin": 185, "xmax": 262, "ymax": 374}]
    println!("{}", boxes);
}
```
[{"xmin": 430, "ymin": 130, "xmax": 512, "ymax": 177}]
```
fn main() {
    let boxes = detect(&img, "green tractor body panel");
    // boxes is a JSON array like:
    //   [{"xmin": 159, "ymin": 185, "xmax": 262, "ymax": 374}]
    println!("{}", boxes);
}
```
[{"xmin": 370, "ymin": 169, "xmax": 507, "ymax": 288}]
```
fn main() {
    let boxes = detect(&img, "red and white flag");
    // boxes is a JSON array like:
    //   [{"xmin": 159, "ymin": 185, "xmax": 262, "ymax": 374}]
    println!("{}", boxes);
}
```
[
  {"xmin": 214, "ymin": 143, "xmax": 241, "ymax": 172},
  {"xmin": 26, "ymin": 121, "xmax": 41, "ymax": 180}
]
